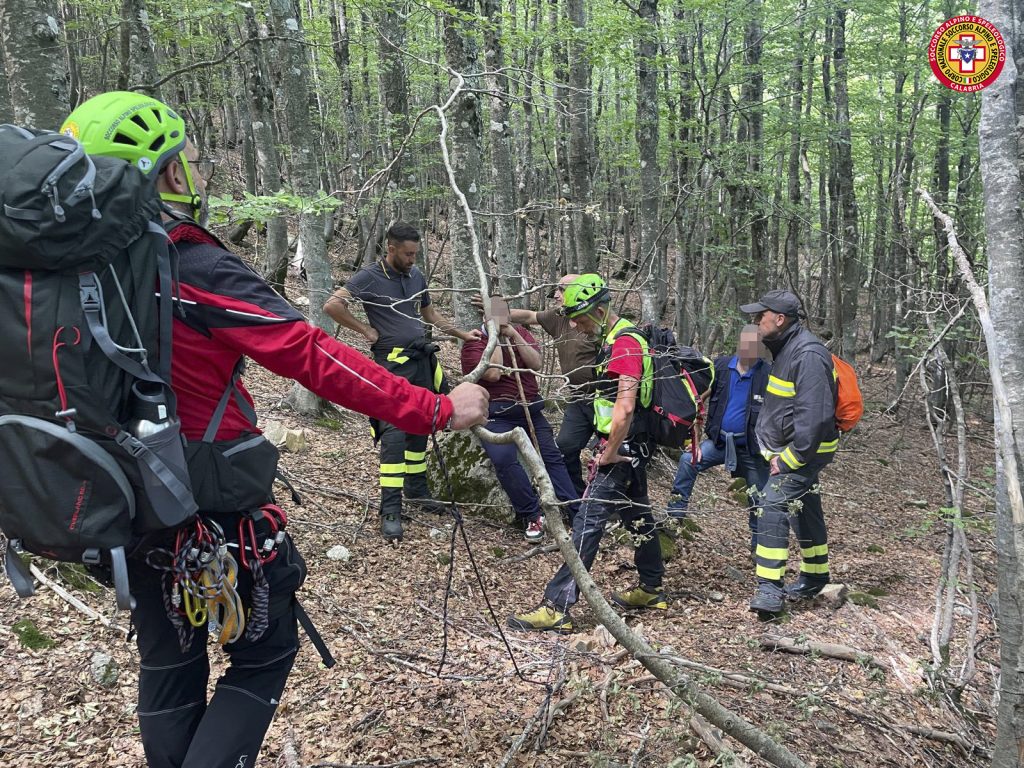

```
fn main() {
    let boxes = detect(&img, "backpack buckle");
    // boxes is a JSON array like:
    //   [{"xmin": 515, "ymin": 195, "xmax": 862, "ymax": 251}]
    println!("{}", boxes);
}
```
[
  {"xmin": 114, "ymin": 431, "xmax": 146, "ymax": 457},
  {"xmin": 81, "ymin": 548, "xmax": 101, "ymax": 565},
  {"xmin": 79, "ymin": 279, "xmax": 100, "ymax": 311}
]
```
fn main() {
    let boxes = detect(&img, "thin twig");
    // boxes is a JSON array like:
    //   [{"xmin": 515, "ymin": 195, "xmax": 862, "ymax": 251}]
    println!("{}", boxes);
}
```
[{"xmin": 29, "ymin": 563, "xmax": 126, "ymax": 634}]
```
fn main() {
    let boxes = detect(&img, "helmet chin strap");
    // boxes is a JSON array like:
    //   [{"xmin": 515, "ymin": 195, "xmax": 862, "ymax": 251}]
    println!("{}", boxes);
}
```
[{"xmin": 159, "ymin": 152, "xmax": 204, "ymax": 223}]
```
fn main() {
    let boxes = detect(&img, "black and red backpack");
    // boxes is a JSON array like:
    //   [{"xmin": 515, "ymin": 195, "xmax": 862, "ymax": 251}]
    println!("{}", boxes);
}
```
[{"xmin": 0, "ymin": 125, "xmax": 196, "ymax": 609}]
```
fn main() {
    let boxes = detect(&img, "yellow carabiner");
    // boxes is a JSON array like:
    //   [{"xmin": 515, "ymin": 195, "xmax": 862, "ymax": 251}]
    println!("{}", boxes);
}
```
[{"xmin": 182, "ymin": 586, "xmax": 208, "ymax": 628}]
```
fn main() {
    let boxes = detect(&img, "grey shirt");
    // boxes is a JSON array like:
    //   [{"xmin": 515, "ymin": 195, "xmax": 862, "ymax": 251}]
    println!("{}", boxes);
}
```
[{"xmin": 345, "ymin": 260, "xmax": 432, "ymax": 352}]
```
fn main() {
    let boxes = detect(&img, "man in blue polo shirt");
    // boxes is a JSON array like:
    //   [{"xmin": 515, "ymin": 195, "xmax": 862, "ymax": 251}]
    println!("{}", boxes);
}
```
[
  {"xmin": 324, "ymin": 222, "xmax": 481, "ymax": 541},
  {"xmin": 666, "ymin": 325, "xmax": 770, "ymax": 549}
]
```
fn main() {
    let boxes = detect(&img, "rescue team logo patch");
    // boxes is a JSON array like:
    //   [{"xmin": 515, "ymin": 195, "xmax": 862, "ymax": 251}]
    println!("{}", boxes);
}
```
[{"xmin": 929, "ymin": 16, "xmax": 1005, "ymax": 92}]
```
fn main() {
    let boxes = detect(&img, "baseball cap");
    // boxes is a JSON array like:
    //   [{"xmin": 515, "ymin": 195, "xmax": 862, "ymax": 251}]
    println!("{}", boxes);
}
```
[{"xmin": 740, "ymin": 289, "xmax": 804, "ymax": 318}]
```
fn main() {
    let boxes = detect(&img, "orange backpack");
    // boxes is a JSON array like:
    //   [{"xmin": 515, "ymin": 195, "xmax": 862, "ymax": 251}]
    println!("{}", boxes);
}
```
[{"xmin": 832, "ymin": 354, "xmax": 863, "ymax": 432}]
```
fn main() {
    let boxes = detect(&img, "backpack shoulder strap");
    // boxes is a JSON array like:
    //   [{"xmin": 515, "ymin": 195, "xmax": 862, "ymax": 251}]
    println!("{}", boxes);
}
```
[{"xmin": 202, "ymin": 357, "xmax": 258, "ymax": 443}]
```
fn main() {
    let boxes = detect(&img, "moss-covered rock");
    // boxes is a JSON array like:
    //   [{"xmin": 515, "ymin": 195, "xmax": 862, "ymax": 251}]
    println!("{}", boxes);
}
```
[{"xmin": 426, "ymin": 431, "xmax": 512, "ymax": 523}]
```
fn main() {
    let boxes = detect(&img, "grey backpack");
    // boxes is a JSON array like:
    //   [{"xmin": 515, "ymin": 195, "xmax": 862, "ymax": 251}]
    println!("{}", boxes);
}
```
[{"xmin": 0, "ymin": 126, "xmax": 197, "ymax": 609}]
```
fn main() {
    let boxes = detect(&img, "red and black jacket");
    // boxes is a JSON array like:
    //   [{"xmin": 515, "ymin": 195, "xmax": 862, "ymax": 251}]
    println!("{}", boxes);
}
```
[{"xmin": 166, "ymin": 221, "xmax": 453, "ymax": 442}]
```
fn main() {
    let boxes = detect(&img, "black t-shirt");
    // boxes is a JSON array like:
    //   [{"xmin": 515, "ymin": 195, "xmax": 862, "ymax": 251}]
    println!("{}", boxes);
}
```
[{"xmin": 345, "ymin": 260, "xmax": 432, "ymax": 351}]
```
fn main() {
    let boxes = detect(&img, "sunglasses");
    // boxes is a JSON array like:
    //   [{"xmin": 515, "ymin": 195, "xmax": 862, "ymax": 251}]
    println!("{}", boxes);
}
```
[{"xmin": 187, "ymin": 157, "xmax": 216, "ymax": 182}]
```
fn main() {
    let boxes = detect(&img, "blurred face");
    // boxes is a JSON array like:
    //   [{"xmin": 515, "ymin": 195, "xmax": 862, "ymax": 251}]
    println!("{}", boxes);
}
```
[
  {"xmin": 386, "ymin": 238, "xmax": 419, "ymax": 274},
  {"xmin": 737, "ymin": 327, "xmax": 761, "ymax": 363}
]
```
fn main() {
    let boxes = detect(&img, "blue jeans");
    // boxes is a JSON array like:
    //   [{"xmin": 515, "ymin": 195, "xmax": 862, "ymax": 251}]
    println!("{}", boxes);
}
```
[
  {"xmin": 668, "ymin": 439, "xmax": 769, "ymax": 535},
  {"xmin": 481, "ymin": 401, "xmax": 581, "ymax": 523}
]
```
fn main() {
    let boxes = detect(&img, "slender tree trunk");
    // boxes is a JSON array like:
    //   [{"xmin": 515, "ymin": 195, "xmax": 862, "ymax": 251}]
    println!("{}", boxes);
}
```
[
  {"xmin": 482, "ymin": 0, "xmax": 523, "ymax": 299},
  {"xmin": 268, "ymin": 0, "xmax": 331, "ymax": 414},
  {"xmin": 830, "ymin": 0, "xmax": 859, "ymax": 356},
  {"xmin": 634, "ymin": 0, "xmax": 661, "ymax": 321},
  {"xmin": 242, "ymin": 5, "xmax": 289, "ymax": 294},
  {"xmin": 565, "ymin": 0, "xmax": 597, "ymax": 272},
  {"xmin": 978, "ymin": 0, "xmax": 1024, "ymax": 762},
  {"xmin": 443, "ymin": 0, "xmax": 483, "ymax": 330},
  {"xmin": 376, "ymin": 2, "xmax": 411, "ymax": 221},
  {"xmin": 739, "ymin": 0, "xmax": 766, "ymax": 294},
  {"xmin": 1, "ymin": 0, "xmax": 69, "ymax": 128},
  {"xmin": 0, "ymin": 31, "xmax": 12, "ymax": 120},
  {"xmin": 117, "ymin": 0, "xmax": 160, "ymax": 96},
  {"xmin": 783, "ymin": 0, "xmax": 807, "ymax": 296}
]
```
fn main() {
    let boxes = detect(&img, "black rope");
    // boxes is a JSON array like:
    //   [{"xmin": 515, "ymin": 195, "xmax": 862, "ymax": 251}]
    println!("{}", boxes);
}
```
[{"xmin": 428, "ymin": 420, "xmax": 551, "ymax": 691}]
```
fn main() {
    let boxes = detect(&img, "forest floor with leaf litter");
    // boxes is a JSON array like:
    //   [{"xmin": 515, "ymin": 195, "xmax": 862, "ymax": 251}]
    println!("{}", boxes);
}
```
[{"xmin": 0, "ymin": 333, "xmax": 1000, "ymax": 768}]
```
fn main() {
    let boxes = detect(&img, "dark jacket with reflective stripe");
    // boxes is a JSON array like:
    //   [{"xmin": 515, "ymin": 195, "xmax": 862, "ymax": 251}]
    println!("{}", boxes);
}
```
[{"xmin": 754, "ymin": 321, "xmax": 838, "ymax": 472}]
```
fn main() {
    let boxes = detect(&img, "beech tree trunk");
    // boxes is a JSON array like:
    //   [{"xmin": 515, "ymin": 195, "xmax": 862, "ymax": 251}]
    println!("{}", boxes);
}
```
[
  {"xmin": 269, "ymin": 0, "xmax": 331, "ymax": 414},
  {"xmin": 0, "ymin": 33, "xmax": 12, "ymax": 120},
  {"xmin": 978, "ymin": 0, "xmax": 1024, "ymax": 761},
  {"xmin": 117, "ymin": 0, "xmax": 160, "ymax": 96},
  {"xmin": 566, "ymin": 0, "xmax": 597, "ymax": 273},
  {"xmin": 443, "ymin": 0, "xmax": 483, "ymax": 329},
  {"xmin": 1, "ymin": 0, "xmax": 68, "ymax": 128},
  {"xmin": 242, "ymin": 5, "xmax": 289, "ymax": 294},
  {"xmin": 482, "ymin": 0, "xmax": 523, "ymax": 298},
  {"xmin": 634, "ymin": 0, "xmax": 661, "ymax": 321},
  {"xmin": 376, "ymin": 3, "xmax": 411, "ymax": 221}
]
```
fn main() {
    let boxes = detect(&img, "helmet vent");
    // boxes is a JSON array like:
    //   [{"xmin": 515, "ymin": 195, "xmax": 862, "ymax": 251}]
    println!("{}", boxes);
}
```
[
  {"xmin": 148, "ymin": 135, "xmax": 166, "ymax": 151},
  {"xmin": 130, "ymin": 114, "xmax": 149, "ymax": 130},
  {"xmin": 113, "ymin": 132, "xmax": 138, "ymax": 146}
]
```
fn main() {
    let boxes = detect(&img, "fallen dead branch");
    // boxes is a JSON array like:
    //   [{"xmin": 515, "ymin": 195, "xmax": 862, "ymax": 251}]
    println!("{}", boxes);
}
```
[
  {"xmin": 29, "ymin": 563, "xmax": 127, "ymax": 635},
  {"xmin": 306, "ymin": 758, "xmax": 439, "ymax": 768},
  {"xmin": 499, "ymin": 541, "xmax": 559, "ymax": 563},
  {"xmin": 760, "ymin": 634, "xmax": 883, "ymax": 669},
  {"xmin": 900, "ymin": 724, "xmax": 982, "ymax": 758},
  {"xmin": 690, "ymin": 714, "xmax": 749, "ymax": 767}
]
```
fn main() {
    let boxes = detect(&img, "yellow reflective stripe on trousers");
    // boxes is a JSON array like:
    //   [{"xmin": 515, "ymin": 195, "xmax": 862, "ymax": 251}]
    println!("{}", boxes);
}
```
[
  {"xmin": 404, "ymin": 451, "xmax": 426, "ymax": 462},
  {"xmin": 800, "ymin": 562, "xmax": 830, "ymax": 574},
  {"xmin": 379, "ymin": 477, "xmax": 404, "ymax": 488},
  {"xmin": 766, "ymin": 375, "xmax": 795, "ymax": 397},
  {"xmin": 800, "ymin": 544, "xmax": 828, "ymax": 558},
  {"xmin": 433, "ymin": 360, "xmax": 443, "ymax": 392},
  {"xmin": 387, "ymin": 347, "xmax": 409, "ymax": 364},
  {"xmin": 756, "ymin": 564, "xmax": 786, "ymax": 580},
  {"xmin": 755, "ymin": 545, "xmax": 789, "ymax": 561},
  {"xmin": 380, "ymin": 463, "xmax": 406, "ymax": 474},
  {"xmin": 779, "ymin": 446, "xmax": 805, "ymax": 470},
  {"xmin": 405, "ymin": 463, "xmax": 427, "ymax": 474},
  {"xmin": 816, "ymin": 439, "xmax": 838, "ymax": 454}
]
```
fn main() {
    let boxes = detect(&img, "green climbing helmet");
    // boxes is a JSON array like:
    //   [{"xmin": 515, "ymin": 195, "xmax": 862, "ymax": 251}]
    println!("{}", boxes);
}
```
[
  {"xmin": 61, "ymin": 91, "xmax": 202, "ymax": 218},
  {"xmin": 561, "ymin": 273, "xmax": 610, "ymax": 318}
]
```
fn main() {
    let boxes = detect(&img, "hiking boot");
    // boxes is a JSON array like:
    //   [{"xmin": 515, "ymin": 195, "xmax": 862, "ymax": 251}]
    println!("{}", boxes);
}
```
[
  {"xmin": 406, "ymin": 496, "xmax": 448, "ymax": 515},
  {"xmin": 611, "ymin": 584, "xmax": 669, "ymax": 610},
  {"xmin": 749, "ymin": 582, "xmax": 784, "ymax": 615},
  {"xmin": 785, "ymin": 575, "xmax": 829, "ymax": 601},
  {"xmin": 381, "ymin": 512, "xmax": 403, "ymax": 542},
  {"xmin": 524, "ymin": 517, "xmax": 544, "ymax": 543},
  {"xmin": 507, "ymin": 601, "xmax": 573, "ymax": 634}
]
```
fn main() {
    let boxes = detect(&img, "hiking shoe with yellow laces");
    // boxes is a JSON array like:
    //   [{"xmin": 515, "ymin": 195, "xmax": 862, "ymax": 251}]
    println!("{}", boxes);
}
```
[
  {"xmin": 611, "ymin": 584, "xmax": 669, "ymax": 610},
  {"xmin": 507, "ymin": 601, "xmax": 573, "ymax": 634}
]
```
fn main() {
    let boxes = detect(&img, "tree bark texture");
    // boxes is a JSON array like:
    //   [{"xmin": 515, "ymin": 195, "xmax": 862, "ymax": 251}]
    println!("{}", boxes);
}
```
[
  {"xmin": 1, "ymin": 0, "xmax": 69, "ymax": 128},
  {"xmin": 376, "ymin": 3, "xmax": 411, "ymax": 221},
  {"xmin": 443, "ymin": 0, "xmax": 483, "ymax": 329},
  {"xmin": 977, "ymin": 0, "xmax": 1024, "ymax": 760},
  {"xmin": 482, "ymin": 0, "xmax": 523, "ymax": 299},
  {"xmin": 118, "ymin": 0, "xmax": 161, "ymax": 96},
  {"xmin": 565, "ymin": 0, "xmax": 597, "ymax": 273},
  {"xmin": 634, "ymin": 0, "xmax": 661, "ymax": 322}
]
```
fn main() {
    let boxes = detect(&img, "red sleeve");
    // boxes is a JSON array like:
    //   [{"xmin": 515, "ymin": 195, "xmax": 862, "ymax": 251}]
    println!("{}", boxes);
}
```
[
  {"xmin": 461, "ymin": 334, "xmax": 486, "ymax": 375},
  {"xmin": 606, "ymin": 335, "xmax": 644, "ymax": 380},
  {"xmin": 517, "ymin": 325, "xmax": 541, "ymax": 354},
  {"xmin": 222, "ymin": 322, "xmax": 452, "ymax": 434}
]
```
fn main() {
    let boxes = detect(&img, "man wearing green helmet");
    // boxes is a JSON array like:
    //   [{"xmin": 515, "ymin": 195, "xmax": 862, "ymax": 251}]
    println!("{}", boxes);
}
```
[
  {"xmin": 508, "ymin": 274, "xmax": 668, "ymax": 633},
  {"xmin": 61, "ymin": 90, "xmax": 210, "ymax": 224},
  {"xmin": 61, "ymin": 91, "xmax": 489, "ymax": 768}
]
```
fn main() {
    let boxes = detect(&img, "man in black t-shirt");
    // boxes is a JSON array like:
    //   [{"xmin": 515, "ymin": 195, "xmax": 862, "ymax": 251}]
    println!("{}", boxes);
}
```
[{"xmin": 324, "ymin": 223, "xmax": 481, "ymax": 541}]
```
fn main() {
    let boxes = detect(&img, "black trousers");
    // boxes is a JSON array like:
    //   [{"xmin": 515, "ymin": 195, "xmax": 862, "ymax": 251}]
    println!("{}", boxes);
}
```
[
  {"xmin": 130, "ymin": 529, "xmax": 307, "ymax": 768},
  {"xmin": 555, "ymin": 399, "xmax": 595, "ymax": 497},
  {"xmin": 543, "ymin": 457, "xmax": 663, "ymax": 610}
]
